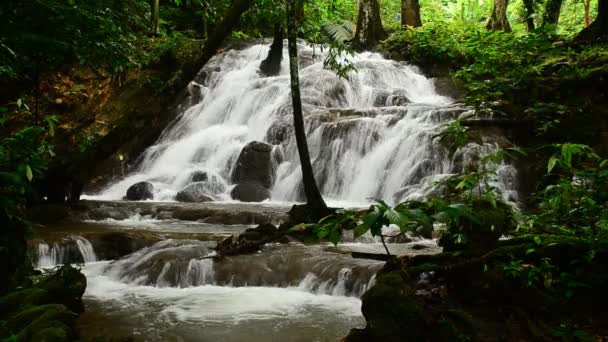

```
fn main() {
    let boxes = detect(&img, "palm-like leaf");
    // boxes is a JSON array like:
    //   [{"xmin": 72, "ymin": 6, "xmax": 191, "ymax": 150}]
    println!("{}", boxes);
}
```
[{"xmin": 322, "ymin": 21, "xmax": 355, "ymax": 43}]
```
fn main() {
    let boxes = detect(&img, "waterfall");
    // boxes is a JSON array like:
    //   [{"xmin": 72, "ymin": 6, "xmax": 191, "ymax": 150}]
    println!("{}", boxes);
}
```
[
  {"xmin": 36, "ymin": 235, "xmax": 97, "ymax": 268},
  {"xmin": 93, "ymin": 239, "xmax": 381, "ymax": 297},
  {"xmin": 89, "ymin": 42, "xmax": 507, "ymax": 205}
]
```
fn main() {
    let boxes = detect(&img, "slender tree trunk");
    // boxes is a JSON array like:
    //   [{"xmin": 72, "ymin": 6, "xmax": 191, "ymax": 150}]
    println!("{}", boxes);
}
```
[
  {"xmin": 542, "ymin": 0, "xmax": 563, "ymax": 27},
  {"xmin": 286, "ymin": 0, "xmax": 330, "ymax": 220},
  {"xmin": 401, "ymin": 0, "xmax": 422, "ymax": 28},
  {"xmin": 151, "ymin": 0, "xmax": 160, "ymax": 36},
  {"xmin": 259, "ymin": 24, "xmax": 284, "ymax": 76},
  {"xmin": 486, "ymin": 0, "xmax": 512, "ymax": 32},
  {"xmin": 584, "ymin": 0, "xmax": 591, "ymax": 27},
  {"xmin": 354, "ymin": 0, "xmax": 387, "ymax": 49},
  {"xmin": 523, "ymin": 0, "xmax": 536, "ymax": 31},
  {"xmin": 576, "ymin": 0, "xmax": 608, "ymax": 42}
]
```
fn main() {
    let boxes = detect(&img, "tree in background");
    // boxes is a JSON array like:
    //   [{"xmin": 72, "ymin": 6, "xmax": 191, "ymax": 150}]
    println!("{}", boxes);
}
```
[
  {"xmin": 285, "ymin": 0, "xmax": 330, "ymax": 220},
  {"xmin": 354, "ymin": 0, "xmax": 387, "ymax": 49},
  {"xmin": 576, "ymin": 0, "xmax": 607, "ymax": 41},
  {"xmin": 151, "ymin": 0, "xmax": 160, "ymax": 36},
  {"xmin": 402, "ymin": 0, "xmax": 423, "ymax": 27},
  {"xmin": 486, "ymin": 0, "xmax": 512, "ymax": 32},
  {"xmin": 543, "ymin": 0, "xmax": 564, "ymax": 27},
  {"xmin": 523, "ymin": 0, "xmax": 536, "ymax": 31}
]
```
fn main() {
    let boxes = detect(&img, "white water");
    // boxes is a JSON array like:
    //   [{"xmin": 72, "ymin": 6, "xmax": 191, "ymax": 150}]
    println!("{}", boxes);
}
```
[
  {"xmin": 36, "ymin": 235, "xmax": 97, "ymax": 268},
  {"xmin": 89, "ymin": 43, "xmax": 469, "ymax": 204}
]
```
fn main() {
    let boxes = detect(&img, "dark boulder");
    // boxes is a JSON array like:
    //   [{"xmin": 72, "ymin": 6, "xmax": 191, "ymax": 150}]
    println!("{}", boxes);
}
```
[
  {"xmin": 230, "ymin": 182, "xmax": 271, "ymax": 202},
  {"xmin": 84, "ymin": 232, "xmax": 162, "ymax": 260},
  {"xmin": 231, "ymin": 141, "xmax": 274, "ymax": 188},
  {"xmin": 190, "ymin": 171, "xmax": 208, "ymax": 182},
  {"xmin": 175, "ymin": 183, "xmax": 215, "ymax": 203},
  {"xmin": 124, "ymin": 182, "xmax": 154, "ymax": 201}
]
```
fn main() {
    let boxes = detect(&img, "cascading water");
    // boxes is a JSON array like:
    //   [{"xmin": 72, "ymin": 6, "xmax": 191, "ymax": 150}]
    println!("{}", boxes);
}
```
[
  {"xmin": 36, "ymin": 235, "xmax": 97, "ymax": 268},
  {"xmin": 89, "ymin": 42, "xmax": 508, "ymax": 204}
]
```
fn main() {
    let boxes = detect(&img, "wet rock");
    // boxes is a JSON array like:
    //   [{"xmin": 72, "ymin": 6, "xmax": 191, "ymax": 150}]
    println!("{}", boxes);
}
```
[
  {"xmin": 231, "ymin": 141, "xmax": 274, "ymax": 188},
  {"xmin": 353, "ymin": 273, "xmax": 427, "ymax": 342},
  {"xmin": 88, "ymin": 206, "xmax": 131, "ymax": 220},
  {"xmin": 433, "ymin": 77, "xmax": 465, "ymax": 100},
  {"xmin": 190, "ymin": 171, "xmax": 208, "ymax": 182},
  {"xmin": 84, "ymin": 232, "xmax": 163, "ymax": 260},
  {"xmin": 239, "ymin": 223, "xmax": 278, "ymax": 242},
  {"xmin": 411, "ymin": 244, "xmax": 429, "ymax": 250},
  {"xmin": 124, "ymin": 182, "xmax": 154, "ymax": 201},
  {"xmin": 265, "ymin": 121, "xmax": 293, "ymax": 145},
  {"xmin": 230, "ymin": 182, "xmax": 271, "ymax": 202},
  {"xmin": 175, "ymin": 183, "xmax": 215, "ymax": 203}
]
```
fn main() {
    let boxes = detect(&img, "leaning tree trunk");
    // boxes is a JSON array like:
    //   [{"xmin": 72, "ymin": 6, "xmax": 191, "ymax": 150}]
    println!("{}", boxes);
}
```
[
  {"xmin": 354, "ymin": 0, "xmax": 387, "ymax": 49},
  {"xmin": 576, "ymin": 0, "xmax": 608, "ymax": 42},
  {"xmin": 151, "ymin": 0, "xmax": 160, "ymax": 36},
  {"xmin": 285, "ymin": 0, "xmax": 330, "ymax": 221},
  {"xmin": 401, "ymin": 0, "xmax": 422, "ymax": 28},
  {"xmin": 523, "ymin": 0, "xmax": 536, "ymax": 31},
  {"xmin": 542, "ymin": 0, "xmax": 563, "ymax": 27},
  {"xmin": 486, "ymin": 0, "xmax": 512, "ymax": 32}
]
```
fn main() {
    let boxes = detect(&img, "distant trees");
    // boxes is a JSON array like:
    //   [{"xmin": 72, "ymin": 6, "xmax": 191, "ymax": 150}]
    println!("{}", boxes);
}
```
[
  {"xmin": 523, "ymin": 0, "xmax": 536, "ymax": 31},
  {"xmin": 542, "ymin": 0, "xmax": 563, "ymax": 27}
]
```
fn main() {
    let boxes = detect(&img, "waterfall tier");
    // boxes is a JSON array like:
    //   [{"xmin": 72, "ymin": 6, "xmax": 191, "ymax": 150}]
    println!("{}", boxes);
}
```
[{"xmin": 89, "ymin": 43, "xmax": 497, "ymax": 204}]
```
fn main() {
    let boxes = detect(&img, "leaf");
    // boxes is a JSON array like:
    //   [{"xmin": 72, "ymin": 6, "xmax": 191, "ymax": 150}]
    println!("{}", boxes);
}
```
[
  {"xmin": 17, "ymin": 98, "xmax": 22, "ymax": 108},
  {"xmin": 353, "ymin": 224, "xmax": 369, "ymax": 238},
  {"xmin": 533, "ymin": 236, "xmax": 542, "ymax": 245},
  {"xmin": 25, "ymin": 165, "xmax": 33, "ymax": 181},
  {"xmin": 547, "ymin": 155, "xmax": 559, "ymax": 173}
]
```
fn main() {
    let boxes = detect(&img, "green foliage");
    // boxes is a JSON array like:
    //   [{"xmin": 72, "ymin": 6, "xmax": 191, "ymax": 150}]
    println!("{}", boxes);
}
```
[
  {"xmin": 520, "ymin": 144, "xmax": 608, "ymax": 239},
  {"xmin": 0, "ymin": 0, "xmax": 151, "ymax": 81},
  {"xmin": 0, "ymin": 103, "xmax": 54, "ymax": 213}
]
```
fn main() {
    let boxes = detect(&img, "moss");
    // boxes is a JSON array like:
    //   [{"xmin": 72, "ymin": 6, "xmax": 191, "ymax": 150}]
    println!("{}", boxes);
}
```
[
  {"xmin": 357, "ymin": 273, "xmax": 428, "ymax": 342},
  {"xmin": 0, "ymin": 288, "xmax": 50, "ymax": 317},
  {"xmin": 8, "ymin": 304, "xmax": 76, "ymax": 333}
]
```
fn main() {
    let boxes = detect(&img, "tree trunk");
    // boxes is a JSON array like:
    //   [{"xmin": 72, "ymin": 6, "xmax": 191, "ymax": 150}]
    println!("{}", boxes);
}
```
[
  {"xmin": 523, "ymin": 0, "xmax": 536, "ymax": 31},
  {"xmin": 576, "ymin": 0, "xmax": 608, "ymax": 42},
  {"xmin": 259, "ymin": 24, "xmax": 284, "ymax": 76},
  {"xmin": 151, "ymin": 0, "xmax": 160, "ymax": 36},
  {"xmin": 194, "ymin": 0, "xmax": 253, "ymax": 71},
  {"xmin": 354, "ymin": 0, "xmax": 387, "ymax": 49},
  {"xmin": 285, "ymin": 0, "xmax": 330, "ymax": 221},
  {"xmin": 542, "ymin": 0, "xmax": 563, "ymax": 27},
  {"xmin": 401, "ymin": 0, "xmax": 422, "ymax": 28},
  {"xmin": 584, "ymin": 0, "xmax": 592, "ymax": 27},
  {"xmin": 486, "ymin": 0, "xmax": 512, "ymax": 32}
]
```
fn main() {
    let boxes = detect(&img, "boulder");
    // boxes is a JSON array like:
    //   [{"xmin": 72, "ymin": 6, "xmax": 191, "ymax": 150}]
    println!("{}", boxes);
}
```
[
  {"xmin": 231, "ymin": 141, "xmax": 274, "ymax": 188},
  {"xmin": 230, "ymin": 182, "xmax": 271, "ymax": 202},
  {"xmin": 175, "ymin": 183, "xmax": 215, "ymax": 203},
  {"xmin": 124, "ymin": 182, "xmax": 154, "ymax": 201},
  {"xmin": 190, "ymin": 171, "xmax": 208, "ymax": 182}
]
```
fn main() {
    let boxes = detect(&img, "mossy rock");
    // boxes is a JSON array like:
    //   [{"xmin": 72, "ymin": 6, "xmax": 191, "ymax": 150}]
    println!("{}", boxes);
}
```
[
  {"xmin": 355, "ymin": 273, "xmax": 428, "ymax": 342},
  {"xmin": 15, "ymin": 305, "xmax": 77, "ymax": 342},
  {"xmin": 34, "ymin": 264, "xmax": 86, "ymax": 313},
  {"xmin": 0, "ymin": 288, "xmax": 50, "ymax": 318},
  {"xmin": 8, "ymin": 304, "xmax": 76, "ymax": 333}
]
